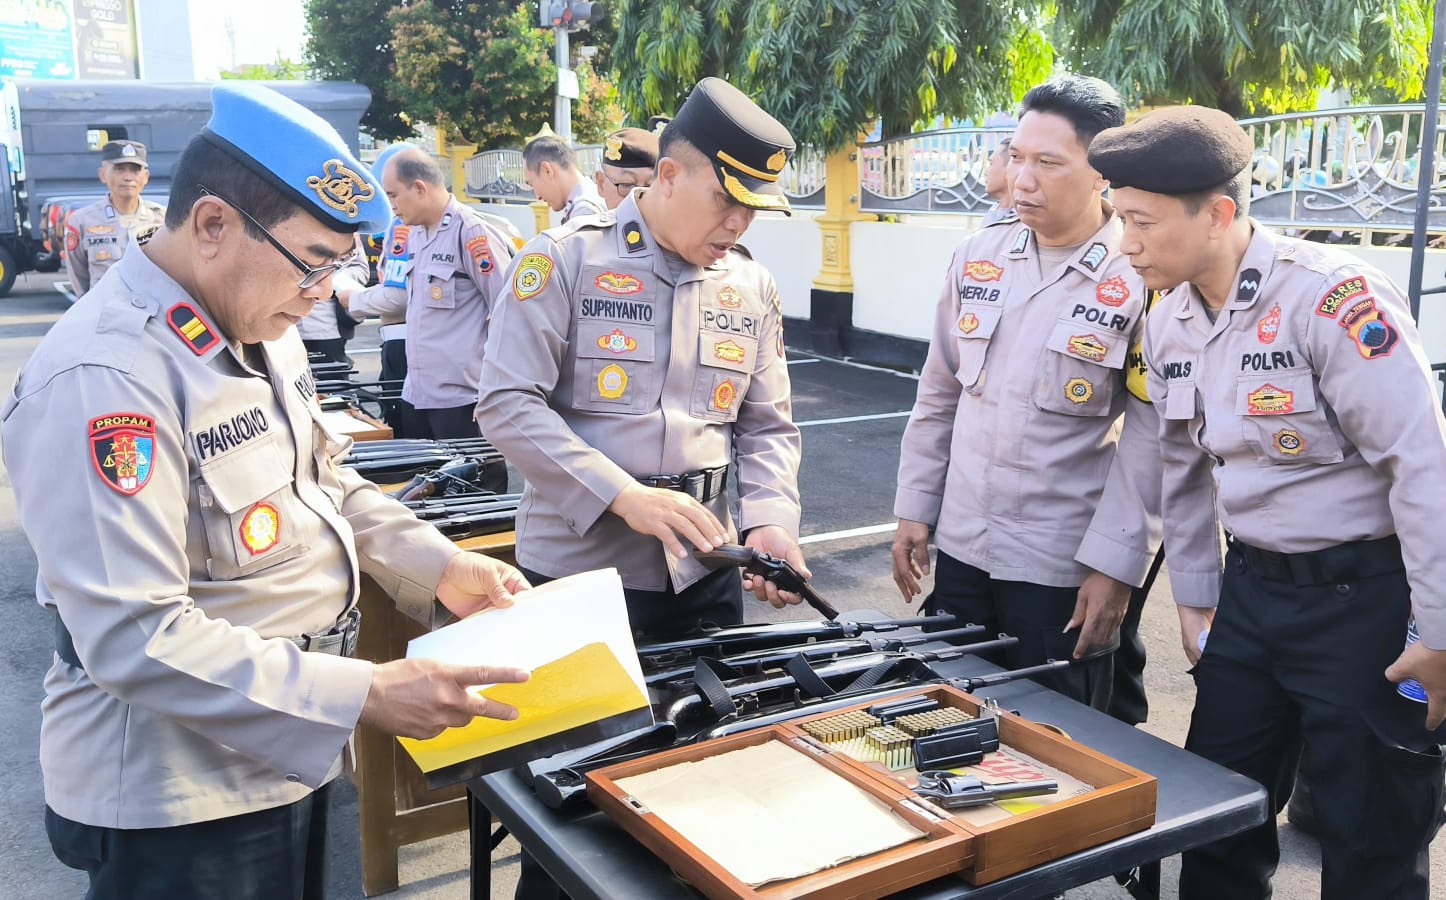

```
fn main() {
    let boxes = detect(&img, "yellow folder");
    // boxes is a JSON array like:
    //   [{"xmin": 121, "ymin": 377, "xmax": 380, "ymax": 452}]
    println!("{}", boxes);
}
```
[{"xmin": 398, "ymin": 641, "xmax": 649, "ymax": 773}]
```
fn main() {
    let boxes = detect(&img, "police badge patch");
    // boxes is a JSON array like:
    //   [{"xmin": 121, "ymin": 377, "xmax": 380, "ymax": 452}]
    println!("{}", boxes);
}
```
[
  {"xmin": 239, "ymin": 501, "xmax": 281, "ymax": 555},
  {"xmin": 513, "ymin": 253, "xmax": 555, "ymax": 300},
  {"xmin": 90, "ymin": 413, "xmax": 156, "ymax": 496}
]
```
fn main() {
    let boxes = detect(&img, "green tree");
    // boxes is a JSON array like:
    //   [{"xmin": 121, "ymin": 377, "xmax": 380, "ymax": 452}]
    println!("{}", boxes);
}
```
[
  {"xmin": 220, "ymin": 54, "xmax": 310, "ymax": 81},
  {"xmin": 395, "ymin": 2, "xmax": 618, "ymax": 146},
  {"xmin": 1055, "ymin": 0, "xmax": 1432, "ymax": 117},
  {"xmin": 303, "ymin": 0, "xmax": 415, "ymax": 142},
  {"xmin": 612, "ymin": 0, "xmax": 1054, "ymax": 150}
]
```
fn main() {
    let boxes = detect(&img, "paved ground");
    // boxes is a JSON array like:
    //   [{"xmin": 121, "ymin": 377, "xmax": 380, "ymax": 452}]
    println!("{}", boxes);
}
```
[{"xmin": 0, "ymin": 271, "xmax": 1436, "ymax": 898}]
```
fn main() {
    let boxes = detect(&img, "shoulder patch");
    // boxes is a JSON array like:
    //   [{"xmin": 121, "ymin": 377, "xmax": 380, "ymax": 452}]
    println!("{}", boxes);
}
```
[
  {"xmin": 166, "ymin": 302, "xmax": 219, "ymax": 356},
  {"xmin": 512, "ymin": 253, "xmax": 555, "ymax": 301},
  {"xmin": 89, "ymin": 412, "xmax": 156, "ymax": 495},
  {"xmin": 1080, "ymin": 243, "xmax": 1108, "ymax": 272},
  {"xmin": 65, "ymin": 225, "xmax": 79, "ymax": 253},
  {"xmin": 622, "ymin": 221, "xmax": 647, "ymax": 254},
  {"xmin": 465, "ymin": 234, "xmax": 493, "ymax": 273},
  {"xmin": 1315, "ymin": 275, "xmax": 1369, "ymax": 319}
]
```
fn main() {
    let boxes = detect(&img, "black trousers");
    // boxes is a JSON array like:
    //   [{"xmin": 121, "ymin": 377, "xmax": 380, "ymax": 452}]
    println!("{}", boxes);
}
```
[
  {"xmin": 378, "ymin": 338, "xmax": 413, "ymax": 437},
  {"xmin": 1108, "ymin": 548, "xmax": 1164, "ymax": 726},
  {"xmin": 1180, "ymin": 543, "xmax": 1444, "ymax": 900},
  {"xmin": 46, "ymin": 783, "xmax": 332, "ymax": 900},
  {"xmin": 922, "ymin": 551, "xmax": 1113, "ymax": 711},
  {"xmin": 513, "ymin": 564, "xmax": 744, "ymax": 899},
  {"xmin": 405, "ymin": 404, "xmax": 508, "ymax": 493},
  {"xmin": 301, "ymin": 337, "xmax": 349, "ymax": 366}
]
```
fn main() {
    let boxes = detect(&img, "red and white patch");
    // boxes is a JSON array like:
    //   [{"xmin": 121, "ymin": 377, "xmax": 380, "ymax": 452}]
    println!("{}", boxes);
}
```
[
  {"xmin": 239, "ymin": 502, "xmax": 281, "ymax": 555},
  {"xmin": 65, "ymin": 226, "xmax": 79, "ymax": 254},
  {"xmin": 1096, "ymin": 276, "xmax": 1129, "ymax": 307},
  {"xmin": 1257, "ymin": 305, "xmax": 1281, "ymax": 344},
  {"xmin": 963, "ymin": 260, "xmax": 1004, "ymax": 282},
  {"xmin": 89, "ymin": 413, "xmax": 156, "ymax": 496}
]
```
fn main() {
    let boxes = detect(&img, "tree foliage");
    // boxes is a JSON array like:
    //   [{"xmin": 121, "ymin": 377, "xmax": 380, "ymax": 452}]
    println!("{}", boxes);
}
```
[
  {"xmin": 305, "ymin": 1, "xmax": 620, "ymax": 147},
  {"xmin": 303, "ymin": 0, "xmax": 414, "ymax": 141},
  {"xmin": 220, "ymin": 55, "xmax": 310, "ymax": 81},
  {"xmin": 1055, "ymin": 0, "xmax": 1433, "ymax": 117},
  {"xmin": 613, "ymin": 0, "xmax": 1055, "ymax": 150}
]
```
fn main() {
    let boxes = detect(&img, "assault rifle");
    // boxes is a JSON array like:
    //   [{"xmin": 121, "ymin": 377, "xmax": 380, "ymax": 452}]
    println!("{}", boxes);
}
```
[{"xmin": 636, "ymin": 613, "xmax": 957, "ymax": 672}]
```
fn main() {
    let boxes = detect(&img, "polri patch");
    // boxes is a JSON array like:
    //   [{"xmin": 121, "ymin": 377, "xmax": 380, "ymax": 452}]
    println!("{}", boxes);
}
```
[
  {"xmin": 1273, "ymin": 429, "xmax": 1304, "ymax": 456},
  {"xmin": 1316, "ymin": 276, "xmax": 1368, "ymax": 318},
  {"xmin": 239, "ymin": 501, "xmax": 281, "ymax": 555},
  {"xmin": 711, "ymin": 378, "xmax": 739, "ymax": 412},
  {"xmin": 466, "ymin": 235, "xmax": 493, "ymax": 273},
  {"xmin": 597, "ymin": 363, "xmax": 628, "ymax": 400},
  {"xmin": 513, "ymin": 253, "xmax": 555, "ymax": 301},
  {"xmin": 1065, "ymin": 377, "xmax": 1094, "ymax": 404},
  {"xmin": 1256, "ymin": 305, "xmax": 1281, "ymax": 344},
  {"xmin": 166, "ymin": 302, "xmax": 219, "ymax": 356},
  {"xmin": 1096, "ymin": 276, "xmax": 1129, "ymax": 307},
  {"xmin": 90, "ymin": 413, "xmax": 156, "ymax": 496}
]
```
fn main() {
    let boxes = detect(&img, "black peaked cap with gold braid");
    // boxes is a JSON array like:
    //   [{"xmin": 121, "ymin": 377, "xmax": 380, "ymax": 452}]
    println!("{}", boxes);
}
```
[{"xmin": 666, "ymin": 77, "xmax": 796, "ymax": 215}]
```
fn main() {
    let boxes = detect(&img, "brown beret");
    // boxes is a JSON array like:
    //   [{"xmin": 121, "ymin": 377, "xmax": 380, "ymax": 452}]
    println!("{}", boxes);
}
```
[
  {"xmin": 601, "ymin": 127, "xmax": 659, "ymax": 170},
  {"xmin": 1088, "ymin": 105, "xmax": 1252, "ymax": 195}
]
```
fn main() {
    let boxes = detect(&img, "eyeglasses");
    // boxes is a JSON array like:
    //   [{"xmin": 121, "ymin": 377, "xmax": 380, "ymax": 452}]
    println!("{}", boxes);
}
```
[
  {"xmin": 600, "ymin": 171, "xmax": 645, "ymax": 196},
  {"xmin": 198, "ymin": 186, "xmax": 347, "ymax": 289}
]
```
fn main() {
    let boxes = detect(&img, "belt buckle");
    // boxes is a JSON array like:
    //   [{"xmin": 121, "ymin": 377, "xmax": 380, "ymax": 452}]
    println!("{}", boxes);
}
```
[{"xmin": 642, "ymin": 474, "xmax": 682, "ymax": 490}]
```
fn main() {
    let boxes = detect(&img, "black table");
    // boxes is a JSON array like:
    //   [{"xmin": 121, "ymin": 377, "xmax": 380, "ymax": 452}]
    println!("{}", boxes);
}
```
[{"xmin": 468, "ymin": 644, "xmax": 1267, "ymax": 899}]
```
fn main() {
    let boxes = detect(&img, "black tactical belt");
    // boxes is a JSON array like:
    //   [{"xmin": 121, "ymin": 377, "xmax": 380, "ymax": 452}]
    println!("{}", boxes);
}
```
[
  {"xmin": 54, "ymin": 606, "xmax": 362, "ymax": 670},
  {"xmin": 1228, "ymin": 533, "xmax": 1403, "ymax": 586},
  {"xmin": 637, "ymin": 463, "xmax": 729, "ymax": 503}
]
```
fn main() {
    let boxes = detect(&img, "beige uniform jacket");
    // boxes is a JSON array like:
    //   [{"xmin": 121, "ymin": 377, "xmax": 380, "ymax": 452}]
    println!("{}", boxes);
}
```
[
  {"xmin": 1142, "ymin": 223, "xmax": 1446, "ymax": 649},
  {"xmin": 895, "ymin": 207, "xmax": 1161, "ymax": 588},
  {"xmin": 477, "ymin": 194, "xmax": 802, "ymax": 592},
  {"xmin": 562, "ymin": 181, "xmax": 608, "ymax": 224},
  {"xmin": 64, "ymin": 197, "xmax": 165, "ymax": 296},
  {"xmin": 403, "ymin": 199, "xmax": 515, "ymax": 409},
  {"xmin": 1, "ymin": 245, "xmax": 461, "ymax": 829}
]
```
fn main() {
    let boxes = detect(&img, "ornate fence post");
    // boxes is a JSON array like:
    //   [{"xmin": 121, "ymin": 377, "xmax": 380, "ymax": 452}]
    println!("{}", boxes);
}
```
[{"xmin": 809, "ymin": 137, "xmax": 877, "ymax": 356}]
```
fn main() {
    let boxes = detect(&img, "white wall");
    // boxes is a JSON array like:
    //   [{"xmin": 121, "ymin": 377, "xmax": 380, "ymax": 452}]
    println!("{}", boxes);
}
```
[
  {"xmin": 136, "ymin": 0, "xmax": 195, "ymax": 79},
  {"xmin": 744, "ymin": 210, "xmax": 821, "ymax": 320},
  {"xmin": 476, "ymin": 201, "xmax": 542, "ymax": 241}
]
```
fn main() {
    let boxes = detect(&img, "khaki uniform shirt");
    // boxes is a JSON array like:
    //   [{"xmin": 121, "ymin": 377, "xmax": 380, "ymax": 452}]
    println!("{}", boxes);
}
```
[
  {"xmin": 403, "ymin": 199, "xmax": 515, "ymax": 409},
  {"xmin": 562, "ymin": 181, "xmax": 608, "ymax": 224},
  {"xmin": 1142, "ymin": 223, "xmax": 1446, "ymax": 648},
  {"xmin": 477, "ymin": 193, "xmax": 802, "ymax": 592},
  {"xmin": 1, "ymin": 245, "xmax": 461, "ymax": 829},
  {"xmin": 895, "ymin": 207, "xmax": 1160, "ymax": 588},
  {"xmin": 64, "ymin": 197, "xmax": 165, "ymax": 296}
]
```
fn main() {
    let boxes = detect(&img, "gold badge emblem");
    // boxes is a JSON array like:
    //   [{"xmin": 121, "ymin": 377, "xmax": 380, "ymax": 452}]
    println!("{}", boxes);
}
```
[
  {"xmin": 718, "ymin": 285, "xmax": 743, "ymax": 309},
  {"xmin": 597, "ymin": 364, "xmax": 629, "ymax": 399},
  {"xmin": 512, "ymin": 253, "xmax": 555, "ymax": 300},
  {"xmin": 305, "ymin": 158, "xmax": 374, "ymax": 219},
  {"xmin": 239, "ymin": 501, "xmax": 281, "ymax": 555},
  {"xmin": 429, "ymin": 284, "xmax": 444, "ymax": 301},
  {"xmin": 1065, "ymin": 377, "xmax": 1094, "ymax": 404},
  {"xmin": 594, "ymin": 272, "xmax": 644, "ymax": 295},
  {"xmin": 714, "ymin": 340, "xmax": 747, "ymax": 364},
  {"xmin": 963, "ymin": 260, "xmax": 1004, "ymax": 282},
  {"xmin": 605, "ymin": 135, "xmax": 623, "ymax": 161},
  {"xmin": 958, "ymin": 312, "xmax": 980, "ymax": 334},
  {"xmin": 711, "ymin": 378, "xmax": 738, "ymax": 411},
  {"xmin": 766, "ymin": 149, "xmax": 787, "ymax": 173},
  {"xmin": 1273, "ymin": 429, "xmax": 1304, "ymax": 455}
]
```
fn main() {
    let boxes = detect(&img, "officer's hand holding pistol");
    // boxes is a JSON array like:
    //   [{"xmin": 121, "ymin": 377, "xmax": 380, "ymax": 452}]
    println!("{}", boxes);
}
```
[
  {"xmin": 609, "ymin": 482, "xmax": 728, "ymax": 558},
  {"xmin": 1066, "ymin": 571, "xmax": 1131, "ymax": 660},
  {"xmin": 891, "ymin": 519, "xmax": 932, "ymax": 602},
  {"xmin": 1386, "ymin": 640, "xmax": 1446, "ymax": 730},
  {"xmin": 743, "ymin": 524, "xmax": 812, "ymax": 609}
]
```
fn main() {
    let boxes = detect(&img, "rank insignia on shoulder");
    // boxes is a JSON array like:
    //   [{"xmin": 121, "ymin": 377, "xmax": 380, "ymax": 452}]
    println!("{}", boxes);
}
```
[
  {"xmin": 623, "ymin": 221, "xmax": 647, "ymax": 254},
  {"xmin": 1079, "ymin": 242, "xmax": 1108, "ymax": 272},
  {"xmin": 512, "ymin": 253, "xmax": 555, "ymax": 301},
  {"xmin": 963, "ymin": 260, "xmax": 1004, "ymax": 282},
  {"xmin": 166, "ymin": 302, "xmax": 219, "ymax": 356},
  {"xmin": 239, "ymin": 501, "xmax": 281, "ymax": 555},
  {"xmin": 90, "ymin": 413, "xmax": 156, "ymax": 496},
  {"xmin": 1273, "ymin": 428, "xmax": 1304, "ymax": 456},
  {"xmin": 1235, "ymin": 268, "xmax": 1262, "ymax": 304},
  {"xmin": 1008, "ymin": 228, "xmax": 1030, "ymax": 255},
  {"xmin": 1065, "ymin": 377, "xmax": 1094, "ymax": 404},
  {"xmin": 595, "ymin": 272, "xmax": 644, "ymax": 295},
  {"xmin": 597, "ymin": 363, "xmax": 629, "ymax": 399}
]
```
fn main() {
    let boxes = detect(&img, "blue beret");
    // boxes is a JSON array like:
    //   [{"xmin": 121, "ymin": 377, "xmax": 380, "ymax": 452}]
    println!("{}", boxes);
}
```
[{"xmin": 202, "ymin": 83, "xmax": 392, "ymax": 233}]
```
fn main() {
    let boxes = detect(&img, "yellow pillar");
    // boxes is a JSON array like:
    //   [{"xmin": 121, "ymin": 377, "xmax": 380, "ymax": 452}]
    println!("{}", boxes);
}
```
[
  {"xmin": 445, "ymin": 140, "xmax": 478, "ymax": 205},
  {"xmin": 812, "ymin": 142, "xmax": 876, "ymax": 293}
]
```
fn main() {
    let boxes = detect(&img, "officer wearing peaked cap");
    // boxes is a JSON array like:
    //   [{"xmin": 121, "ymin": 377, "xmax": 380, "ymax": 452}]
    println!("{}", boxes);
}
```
[
  {"xmin": 1, "ymin": 82, "xmax": 532, "ymax": 897},
  {"xmin": 594, "ymin": 126, "xmax": 661, "ymax": 211},
  {"xmin": 1093, "ymin": 105, "xmax": 1446, "ymax": 900},
  {"xmin": 65, "ymin": 139, "xmax": 166, "ymax": 298}
]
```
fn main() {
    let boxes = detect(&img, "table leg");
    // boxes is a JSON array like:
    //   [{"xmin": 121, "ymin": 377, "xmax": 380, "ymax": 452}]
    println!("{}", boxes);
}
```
[{"xmin": 469, "ymin": 787, "xmax": 493, "ymax": 900}]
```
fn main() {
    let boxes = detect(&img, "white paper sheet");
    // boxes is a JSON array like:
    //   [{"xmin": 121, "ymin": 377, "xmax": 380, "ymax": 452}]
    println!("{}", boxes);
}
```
[{"xmin": 406, "ymin": 567, "xmax": 646, "ymax": 694}]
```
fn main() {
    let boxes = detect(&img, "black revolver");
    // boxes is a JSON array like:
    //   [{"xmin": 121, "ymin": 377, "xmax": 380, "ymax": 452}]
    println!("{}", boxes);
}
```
[
  {"xmin": 694, "ymin": 544, "xmax": 840, "ymax": 620},
  {"xmin": 913, "ymin": 771, "xmax": 1060, "ymax": 809}
]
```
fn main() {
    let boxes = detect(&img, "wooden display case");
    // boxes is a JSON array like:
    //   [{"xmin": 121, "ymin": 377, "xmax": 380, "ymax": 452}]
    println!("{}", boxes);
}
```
[{"xmin": 587, "ymin": 684, "xmax": 1156, "ymax": 898}]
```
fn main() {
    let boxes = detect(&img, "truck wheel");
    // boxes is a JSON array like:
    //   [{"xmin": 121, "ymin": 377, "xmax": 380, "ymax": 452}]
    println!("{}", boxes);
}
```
[{"xmin": 0, "ymin": 245, "xmax": 16, "ymax": 297}]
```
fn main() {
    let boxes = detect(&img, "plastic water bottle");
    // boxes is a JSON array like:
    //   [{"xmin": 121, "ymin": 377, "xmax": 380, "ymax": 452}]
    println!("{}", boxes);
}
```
[{"xmin": 1399, "ymin": 619, "xmax": 1429, "ymax": 703}]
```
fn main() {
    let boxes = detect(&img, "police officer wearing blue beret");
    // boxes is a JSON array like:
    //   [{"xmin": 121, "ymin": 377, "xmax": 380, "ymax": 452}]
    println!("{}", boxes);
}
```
[{"xmin": 1, "ymin": 83, "xmax": 533, "ymax": 898}]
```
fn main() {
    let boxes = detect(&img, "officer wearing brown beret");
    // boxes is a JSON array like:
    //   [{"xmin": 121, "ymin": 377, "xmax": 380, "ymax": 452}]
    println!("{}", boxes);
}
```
[
  {"xmin": 1092, "ymin": 106, "xmax": 1446, "ymax": 900},
  {"xmin": 594, "ymin": 126, "xmax": 660, "ymax": 211}
]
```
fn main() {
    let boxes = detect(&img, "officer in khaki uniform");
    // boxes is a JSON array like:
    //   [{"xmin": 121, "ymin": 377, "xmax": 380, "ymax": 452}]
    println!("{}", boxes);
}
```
[
  {"xmin": 65, "ymin": 140, "xmax": 166, "ymax": 298},
  {"xmin": 1092, "ymin": 106, "xmax": 1446, "ymax": 900},
  {"xmin": 2, "ymin": 84, "xmax": 529, "ymax": 898},
  {"xmin": 381, "ymin": 149, "xmax": 515, "ymax": 444},
  {"xmin": 479, "ymin": 77, "xmax": 807, "ymax": 639},
  {"xmin": 893, "ymin": 75, "xmax": 1160, "ymax": 711}
]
